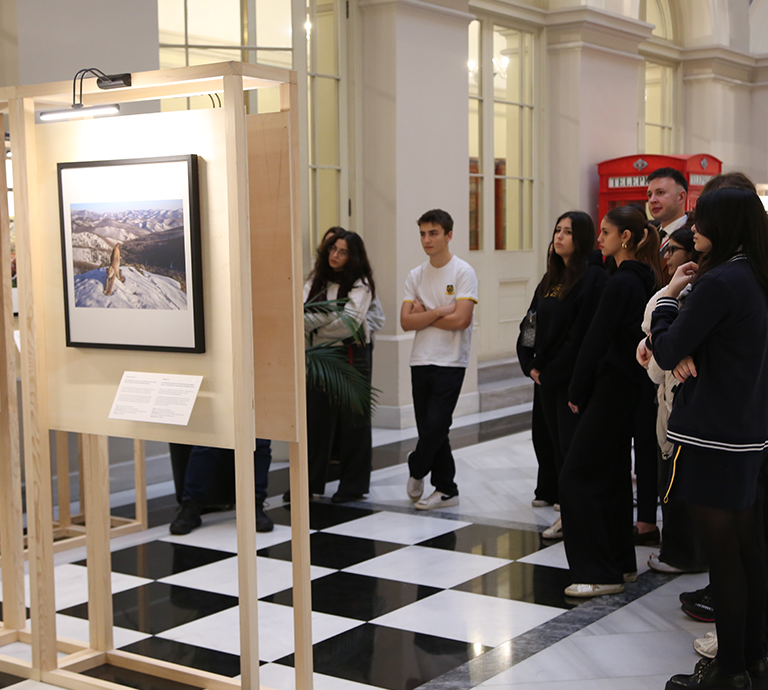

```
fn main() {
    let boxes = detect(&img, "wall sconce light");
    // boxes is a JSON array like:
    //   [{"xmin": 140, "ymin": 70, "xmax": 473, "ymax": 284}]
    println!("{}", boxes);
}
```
[{"xmin": 39, "ymin": 68, "xmax": 131, "ymax": 122}]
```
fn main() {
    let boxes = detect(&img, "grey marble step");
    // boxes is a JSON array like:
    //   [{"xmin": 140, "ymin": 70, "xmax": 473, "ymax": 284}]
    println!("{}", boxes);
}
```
[{"xmin": 478, "ymin": 357, "xmax": 534, "ymax": 412}]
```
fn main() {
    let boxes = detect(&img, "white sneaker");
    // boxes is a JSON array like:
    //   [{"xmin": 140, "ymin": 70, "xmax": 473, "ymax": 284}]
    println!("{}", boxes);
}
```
[
  {"xmin": 407, "ymin": 476, "xmax": 424, "ymax": 502},
  {"xmin": 542, "ymin": 517, "xmax": 563, "ymax": 539},
  {"xmin": 693, "ymin": 631, "xmax": 718, "ymax": 659},
  {"xmin": 564, "ymin": 583, "xmax": 624, "ymax": 597},
  {"xmin": 414, "ymin": 491, "xmax": 459, "ymax": 510}
]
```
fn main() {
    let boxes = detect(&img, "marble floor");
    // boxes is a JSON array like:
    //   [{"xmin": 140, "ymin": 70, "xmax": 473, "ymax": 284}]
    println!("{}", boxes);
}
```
[{"xmin": 0, "ymin": 407, "xmax": 714, "ymax": 690}]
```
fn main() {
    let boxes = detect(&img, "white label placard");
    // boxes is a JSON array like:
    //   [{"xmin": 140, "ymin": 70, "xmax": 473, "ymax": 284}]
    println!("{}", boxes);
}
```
[{"xmin": 109, "ymin": 371, "xmax": 203, "ymax": 426}]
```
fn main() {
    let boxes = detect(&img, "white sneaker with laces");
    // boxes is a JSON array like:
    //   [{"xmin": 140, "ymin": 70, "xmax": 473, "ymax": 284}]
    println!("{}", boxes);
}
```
[
  {"xmin": 414, "ymin": 491, "xmax": 458, "ymax": 510},
  {"xmin": 407, "ymin": 476, "xmax": 424, "ymax": 502},
  {"xmin": 693, "ymin": 631, "xmax": 717, "ymax": 659}
]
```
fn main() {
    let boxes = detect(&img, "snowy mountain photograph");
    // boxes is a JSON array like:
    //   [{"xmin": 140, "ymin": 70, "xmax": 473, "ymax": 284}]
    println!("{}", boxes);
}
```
[{"xmin": 69, "ymin": 199, "xmax": 188, "ymax": 310}]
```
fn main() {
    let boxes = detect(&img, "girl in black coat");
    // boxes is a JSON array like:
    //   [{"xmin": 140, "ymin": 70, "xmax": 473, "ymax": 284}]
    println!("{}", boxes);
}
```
[
  {"xmin": 518, "ymin": 211, "xmax": 607, "ymax": 530},
  {"xmin": 560, "ymin": 206, "xmax": 659, "ymax": 597},
  {"xmin": 647, "ymin": 188, "xmax": 768, "ymax": 690}
]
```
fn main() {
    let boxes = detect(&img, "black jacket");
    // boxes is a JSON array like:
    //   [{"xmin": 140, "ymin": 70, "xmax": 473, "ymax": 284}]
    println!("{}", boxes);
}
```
[
  {"xmin": 517, "ymin": 261, "xmax": 607, "ymax": 389},
  {"xmin": 569, "ymin": 260, "xmax": 656, "ymax": 408},
  {"xmin": 651, "ymin": 255, "xmax": 768, "ymax": 451}
]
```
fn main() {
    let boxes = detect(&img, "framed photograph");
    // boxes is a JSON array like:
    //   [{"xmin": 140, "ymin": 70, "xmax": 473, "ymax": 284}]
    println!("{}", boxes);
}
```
[{"xmin": 57, "ymin": 155, "xmax": 204, "ymax": 352}]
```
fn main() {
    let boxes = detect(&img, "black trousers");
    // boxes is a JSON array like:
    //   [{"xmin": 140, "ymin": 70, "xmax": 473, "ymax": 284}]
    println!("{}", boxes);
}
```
[
  {"xmin": 537, "ymin": 382, "xmax": 581, "ymax": 497},
  {"xmin": 532, "ymin": 386, "xmax": 559, "ymax": 504},
  {"xmin": 408, "ymin": 365, "xmax": 465, "ymax": 496},
  {"xmin": 306, "ymin": 344, "xmax": 372, "ymax": 496},
  {"xmin": 560, "ymin": 370, "xmax": 638, "ymax": 584},
  {"xmin": 633, "ymin": 377, "xmax": 659, "ymax": 524}
]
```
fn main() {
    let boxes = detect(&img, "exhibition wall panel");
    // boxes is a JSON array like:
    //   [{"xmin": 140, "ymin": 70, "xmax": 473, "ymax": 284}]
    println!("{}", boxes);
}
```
[{"xmin": 35, "ymin": 109, "xmax": 237, "ymax": 447}]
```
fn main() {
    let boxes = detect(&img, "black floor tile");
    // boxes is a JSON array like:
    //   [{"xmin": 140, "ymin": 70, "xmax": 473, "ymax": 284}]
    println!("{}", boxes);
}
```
[
  {"xmin": 74, "ymin": 541, "xmax": 233, "ymax": 580},
  {"xmin": 83, "ymin": 664, "xmax": 200, "ymax": 690},
  {"xmin": 417, "ymin": 524, "xmax": 542, "ymax": 560},
  {"xmin": 119, "ymin": 637, "xmax": 241, "ymax": 677},
  {"xmin": 58, "ymin": 582, "xmax": 239, "ymax": 635},
  {"xmin": 257, "ymin": 531, "xmax": 403, "ymax": 569},
  {"xmin": 112, "ymin": 494, "xmax": 181, "ymax": 529},
  {"xmin": 269, "ymin": 502, "xmax": 376, "ymax": 531},
  {"xmin": 275, "ymin": 623, "xmax": 491, "ymax": 690},
  {"xmin": 0, "ymin": 671, "xmax": 24, "ymax": 689},
  {"xmin": 452, "ymin": 561, "xmax": 576, "ymax": 610},
  {"xmin": 263, "ymin": 571, "xmax": 441, "ymax": 621}
]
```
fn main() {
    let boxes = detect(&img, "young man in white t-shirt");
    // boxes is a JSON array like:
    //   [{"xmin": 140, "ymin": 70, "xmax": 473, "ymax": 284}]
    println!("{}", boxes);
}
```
[{"xmin": 400, "ymin": 209, "xmax": 478, "ymax": 510}]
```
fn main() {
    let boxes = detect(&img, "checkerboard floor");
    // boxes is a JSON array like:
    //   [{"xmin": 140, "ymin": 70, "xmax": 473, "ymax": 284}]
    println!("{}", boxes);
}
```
[{"xmin": 0, "ymin": 422, "xmax": 712, "ymax": 690}]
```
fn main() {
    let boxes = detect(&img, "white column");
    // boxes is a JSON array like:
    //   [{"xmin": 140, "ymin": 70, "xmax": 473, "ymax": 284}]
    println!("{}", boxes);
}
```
[
  {"xmin": 359, "ymin": 0, "xmax": 475, "ymax": 428},
  {"xmin": 547, "ymin": 7, "xmax": 651, "ymax": 222}
]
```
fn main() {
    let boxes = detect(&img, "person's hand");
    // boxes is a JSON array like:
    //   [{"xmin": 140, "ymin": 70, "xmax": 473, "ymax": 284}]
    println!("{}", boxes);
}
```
[
  {"xmin": 530, "ymin": 368, "xmax": 541, "ymax": 385},
  {"xmin": 568, "ymin": 402, "xmax": 579, "ymax": 414},
  {"xmin": 435, "ymin": 303, "xmax": 456, "ymax": 317},
  {"xmin": 636, "ymin": 339, "xmax": 652, "ymax": 369},
  {"xmin": 665, "ymin": 261, "xmax": 698, "ymax": 299},
  {"xmin": 673, "ymin": 356, "xmax": 697, "ymax": 383},
  {"xmin": 412, "ymin": 299, "xmax": 426, "ymax": 313}
]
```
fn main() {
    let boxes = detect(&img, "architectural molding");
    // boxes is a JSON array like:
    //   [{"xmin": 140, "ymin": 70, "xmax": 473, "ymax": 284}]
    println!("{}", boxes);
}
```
[
  {"xmin": 548, "ymin": 40, "xmax": 644, "ymax": 63},
  {"xmin": 468, "ymin": 0, "xmax": 546, "ymax": 27},
  {"xmin": 358, "ymin": 0, "xmax": 475, "ymax": 22}
]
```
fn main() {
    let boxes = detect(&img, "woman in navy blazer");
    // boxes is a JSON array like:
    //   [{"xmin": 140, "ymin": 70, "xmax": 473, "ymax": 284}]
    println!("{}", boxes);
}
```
[{"xmin": 646, "ymin": 187, "xmax": 768, "ymax": 690}]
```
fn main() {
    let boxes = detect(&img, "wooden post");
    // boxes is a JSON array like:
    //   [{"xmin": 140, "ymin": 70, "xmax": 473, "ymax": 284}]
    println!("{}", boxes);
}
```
[
  {"xmin": 56, "ymin": 432, "xmax": 72, "ymax": 529},
  {"xmin": 0, "ymin": 118, "xmax": 25, "ymax": 633},
  {"xmin": 9, "ymin": 96, "xmax": 57, "ymax": 674},
  {"xmin": 81, "ymin": 435, "xmax": 113, "ymax": 652},
  {"xmin": 133, "ymin": 441, "xmax": 147, "ymax": 527},
  {"xmin": 222, "ymin": 71, "xmax": 260, "ymax": 690},
  {"xmin": 281, "ymin": 79, "xmax": 314, "ymax": 690}
]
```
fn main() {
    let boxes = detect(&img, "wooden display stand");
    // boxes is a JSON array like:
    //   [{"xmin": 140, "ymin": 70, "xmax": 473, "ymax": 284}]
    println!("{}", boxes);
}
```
[
  {"xmin": 0, "ymin": 62, "xmax": 311, "ymax": 690},
  {"xmin": 46, "ymin": 435, "xmax": 148, "ymax": 553}
]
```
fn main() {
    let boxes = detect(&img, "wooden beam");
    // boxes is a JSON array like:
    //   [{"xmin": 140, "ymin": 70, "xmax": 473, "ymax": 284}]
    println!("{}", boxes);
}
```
[
  {"xmin": 55, "ymin": 432, "xmax": 72, "ymax": 528},
  {"xmin": 81, "ymin": 434, "xmax": 113, "ymax": 653},
  {"xmin": 108, "ymin": 651, "xmax": 242, "ymax": 690},
  {"xmin": 280, "ymin": 79, "xmax": 314, "ymax": 690},
  {"xmin": 57, "ymin": 650, "xmax": 106, "ymax": 673},
  {"xmin": 222, "ymin": 72, "xmax": 260, "ymax": 690},
  {"xmin": 0, "ymin": 146, "xmax": 25, "ymax": 633},
  {"xmin": 9, "ymin": 95, "xmax": 57, "ymax": 675},
  {"xmin": 133, "ymin": 441, "xmax": 147, "ymax": 527}
]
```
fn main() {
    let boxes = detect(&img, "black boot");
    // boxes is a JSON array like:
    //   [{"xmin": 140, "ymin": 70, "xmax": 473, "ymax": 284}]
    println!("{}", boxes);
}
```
[
  {"xmin": 256, "ymin": 497, "xmax": 274, "ymax": 533},
  {"xmin": 170, "ymin": 501, "xmax": 202, "ymax": 535},
  {"xmin": 666, "ymin": 658, "xmax": 751, "ymax": 690}
]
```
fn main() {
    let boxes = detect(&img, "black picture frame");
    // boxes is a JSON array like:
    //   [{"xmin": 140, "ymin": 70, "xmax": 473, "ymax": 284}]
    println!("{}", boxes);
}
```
[{"xmin": 57, "ymin": 155, "xmax": 205, "ymax": 353}]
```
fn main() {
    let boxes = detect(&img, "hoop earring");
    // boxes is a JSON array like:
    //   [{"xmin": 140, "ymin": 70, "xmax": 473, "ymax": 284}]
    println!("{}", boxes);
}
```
[{"xmin": 621, "ymin": 242, "xmax": 628, "ymax": 249}]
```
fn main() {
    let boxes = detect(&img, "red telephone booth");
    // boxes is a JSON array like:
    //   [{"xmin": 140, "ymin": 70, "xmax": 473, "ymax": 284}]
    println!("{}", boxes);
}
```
[{"xmin": 597, "ymin": 154, "xmax": 722, "ymax": 222}]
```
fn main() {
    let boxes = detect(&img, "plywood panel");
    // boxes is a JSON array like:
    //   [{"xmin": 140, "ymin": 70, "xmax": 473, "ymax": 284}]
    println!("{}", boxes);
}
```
[
  {"xmin": 34, "ymin": 109, "xmax": 237, "ymax": 447},
  {"xmin": 248, "ymin": 111, "xmax": 303, "ymax": 443}
]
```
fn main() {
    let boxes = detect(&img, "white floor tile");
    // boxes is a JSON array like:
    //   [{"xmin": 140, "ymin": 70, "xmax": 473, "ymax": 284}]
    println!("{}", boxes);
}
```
[
  {"xmin": 323, "ymin": 511, "xmax": 470, "ymax": 545},
  {"xmin": 161, "ymin": 520, "xmax": 294, "ymax": 553},
  {"xmin": 259, "ymin": 663, "xmax": 386, "ymax": 690},
  {"xmin": 26, "ymin": 563, "xmax": 151, "ymax": 611},
  {"xmin": 158, "ymin": 602, "xmax": 362, "ymax": 662},
  {"xmin": 343, "ymin": 545, "xmax": 511, "ymax": 589},
  {"xmin": 371, "ymin": 589, "xmax": 563, "ymax": 647},
  {"xmin": 52, "ymin": 613, "xmax": 150, "ymax": 649},
  {"xmin": 158, "ymin": 555, "xmax": 334, "ymax": 598}
]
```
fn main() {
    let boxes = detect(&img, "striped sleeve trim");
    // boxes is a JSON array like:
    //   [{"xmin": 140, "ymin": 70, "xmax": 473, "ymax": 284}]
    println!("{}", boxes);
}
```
[
  {"xmin": 402, "ymin": 299, "xmax": 414, "ymax": 303},
  {"xmin": 667, "ymin": 430, "xmax": 768, "ymax": 453},
  {"xmin": 456, "ymin": 297, "xmax": 478, "ymax": 303},
  {"xmin": 655, "ymin": 296, "xmax": 679, "ymax": 310}
]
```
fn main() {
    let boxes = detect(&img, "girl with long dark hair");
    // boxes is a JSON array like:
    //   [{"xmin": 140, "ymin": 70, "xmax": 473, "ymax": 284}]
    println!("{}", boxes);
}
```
[
  {"xmin": 302, "ymin": 230, "xmax": 377, "ymax": 503},
  {"xmin": 560, "ymin": 205, "xmax": 659, "ymax": 597},
  {"xmin": 518, "ymin": 211, "xmax": 607, "ymax": 536},
  {"xmin": 650, "ymin": 187, "xmax": 768, "ymax": 690}
]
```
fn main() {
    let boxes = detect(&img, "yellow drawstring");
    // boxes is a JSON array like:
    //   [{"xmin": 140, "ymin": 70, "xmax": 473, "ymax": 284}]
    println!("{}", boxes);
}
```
[{"xmin": 663, "ymin": 445, "xmax": 682, "ymax": 504}]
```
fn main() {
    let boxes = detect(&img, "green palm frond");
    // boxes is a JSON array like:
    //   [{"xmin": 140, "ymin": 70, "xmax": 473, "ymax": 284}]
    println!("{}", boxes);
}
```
[
  {"xmin": 305, "ymin": 343, "xmax": 378, "ymax": 420},
  {"xmin": 304, "ymin": 295, "xmax": 366, "ymax": 346}
]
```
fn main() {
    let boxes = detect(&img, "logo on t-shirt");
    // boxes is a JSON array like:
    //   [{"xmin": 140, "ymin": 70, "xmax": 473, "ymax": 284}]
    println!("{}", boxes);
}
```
[{"xmin": 446, "ymin": 285, "xmax": 454, "ymax": 295}]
